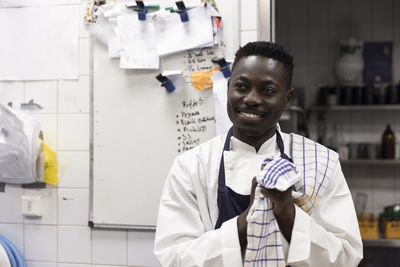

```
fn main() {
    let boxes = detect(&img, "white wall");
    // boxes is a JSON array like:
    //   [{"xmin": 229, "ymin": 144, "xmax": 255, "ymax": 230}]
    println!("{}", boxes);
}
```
[
  {"xmin": 276, "ymin": 0, "xmax": 400, "ymax": 217},
  {"xmin": 0, "ymin": 1, "xmax": 253, "ymax": 266}
]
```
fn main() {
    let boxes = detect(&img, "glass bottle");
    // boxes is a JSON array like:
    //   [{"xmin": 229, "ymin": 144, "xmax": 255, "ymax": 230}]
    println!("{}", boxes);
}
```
[{"xmin": 381, "ymin": 124, "xmax": 396, "ymax": 159}]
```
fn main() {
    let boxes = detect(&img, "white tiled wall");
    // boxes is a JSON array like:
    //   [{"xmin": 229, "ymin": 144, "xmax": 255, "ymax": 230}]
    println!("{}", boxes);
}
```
[
  {"xmin": 239, "ymin": 0, "xmax": 258, "ymax": 45},
  {"xmin": 0, "ymin": 1, "xmax": 159, "ymax": 266},
  {"xmin": 276, "ymin": 0, "xmax": 400, "ymax": 217},
  {"xmin": 0, "ymin": 1, "xmax": 247, "ymax": 266}
]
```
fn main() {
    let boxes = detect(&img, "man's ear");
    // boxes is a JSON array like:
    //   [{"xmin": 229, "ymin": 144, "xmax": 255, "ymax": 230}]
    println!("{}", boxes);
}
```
[
  {"xmin": 285, "ymin": 88, "xmax": 294, "ymax": 109},
  {"xmin": 226, "ymin": 78, "xmax": 231, "ymax": 95}
]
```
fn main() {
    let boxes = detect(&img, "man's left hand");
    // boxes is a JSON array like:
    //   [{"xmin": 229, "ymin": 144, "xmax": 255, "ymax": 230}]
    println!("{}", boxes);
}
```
[{"xmin": 260, "ymin": 186, "xmax": 295, "ymax": 242}]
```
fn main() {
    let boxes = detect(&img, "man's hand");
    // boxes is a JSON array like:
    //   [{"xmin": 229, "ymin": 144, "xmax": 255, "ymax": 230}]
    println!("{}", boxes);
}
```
[
  {"xmin": 237, "ymin": 177, "xmax": 257, "ymax": 254},
  {"xmin": 237, "ymin": 161, "xmax": 296, "ymax": 255},
  {"xmin": 261, "ymin": 186, "xmax": 295, "ymax": 242}
]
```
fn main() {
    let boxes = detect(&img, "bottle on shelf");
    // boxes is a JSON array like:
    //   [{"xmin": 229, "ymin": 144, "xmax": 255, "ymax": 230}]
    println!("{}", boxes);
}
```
[{"xmin": 381, "ymin": 124, "xmax": 396, "ymax": 159}]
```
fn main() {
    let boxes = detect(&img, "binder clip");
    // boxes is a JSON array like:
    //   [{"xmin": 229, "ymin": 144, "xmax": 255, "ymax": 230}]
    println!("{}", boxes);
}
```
[
  {"xmin": 133, "ymin": 1, "xmax": 147, "ymax": 20},
  {"xmin": 175, "ymin": 1, "xmax": 189, "ymax": 22},
  {"xmin": 212, "ymin": 57, "xmax": 231, "ymax": 78},
  {"xmin": 156, "ymin": 74, "xmax": 176, "ymax": 93}
]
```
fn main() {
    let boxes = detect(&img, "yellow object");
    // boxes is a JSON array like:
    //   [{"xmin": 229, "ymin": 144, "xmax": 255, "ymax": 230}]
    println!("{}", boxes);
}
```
[
  {"xmin": 40, "ymin": 140, "xmax": 58, "ymax": 185},
  {"xmin": 358, "ymin": 213, "xmax": 379, "ymax": 239},
  {"xmin": 358, "ymin": 220, "xmax": 379, "ymax": 239},
  {"xmin": 382, "ymin": 219, "xmax": 400, "ymax": 239},
  {"xmin": 190, "ymin": 67, "xmax": 219, "ymax": 90}
]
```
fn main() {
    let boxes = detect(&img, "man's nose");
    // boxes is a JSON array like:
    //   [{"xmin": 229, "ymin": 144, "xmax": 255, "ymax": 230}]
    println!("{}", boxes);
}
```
[{"xmin": 243, "ymin": 88, "xmax": 261, "ymax": 106}]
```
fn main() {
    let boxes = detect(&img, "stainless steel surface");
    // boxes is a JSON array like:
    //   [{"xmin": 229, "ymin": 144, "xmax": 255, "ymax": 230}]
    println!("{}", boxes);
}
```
[
  {"xmin": 341, "ymin": 159, "xmax": 400, "ymax": 166},
  {"xmin": 309, "ymin": 105, "xmax": 400, "ymax": 112},
  {"xmin": 257, "ymin": 0, "xmax": 274, "ymax": 41}
]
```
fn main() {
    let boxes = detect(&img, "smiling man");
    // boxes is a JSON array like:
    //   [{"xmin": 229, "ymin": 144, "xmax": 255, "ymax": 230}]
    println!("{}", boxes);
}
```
[{"xmin": 154, "ymin": 42, "xmax": 363, "ymax": 267}]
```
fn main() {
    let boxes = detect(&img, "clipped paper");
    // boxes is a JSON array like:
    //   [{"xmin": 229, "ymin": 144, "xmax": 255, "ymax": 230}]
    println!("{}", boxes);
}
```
[
  {"xmin": 155, "ymin": 5, "xmax": 214, "ymax": 56},
  {"xmin": 116, "ymin": 14, "xmax": 159, "ymax": 69}
]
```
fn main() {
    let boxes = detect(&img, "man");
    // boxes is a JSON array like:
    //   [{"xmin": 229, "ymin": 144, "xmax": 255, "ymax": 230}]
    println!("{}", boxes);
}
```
[{"xmin": 154, "ymin": 42, "xmax": 363, "ymax": 266}]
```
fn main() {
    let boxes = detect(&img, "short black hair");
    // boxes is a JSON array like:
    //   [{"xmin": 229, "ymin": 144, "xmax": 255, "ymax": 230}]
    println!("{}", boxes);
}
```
[{"xmin": 231, "ymin": 41, "xmax": 294, "ymax": 87}]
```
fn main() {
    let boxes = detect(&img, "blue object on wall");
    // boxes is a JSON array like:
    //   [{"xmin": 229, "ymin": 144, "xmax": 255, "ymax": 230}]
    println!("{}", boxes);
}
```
[{"xmin": 0, "ymin": 234, "xmax": 26, "ymax": 267}]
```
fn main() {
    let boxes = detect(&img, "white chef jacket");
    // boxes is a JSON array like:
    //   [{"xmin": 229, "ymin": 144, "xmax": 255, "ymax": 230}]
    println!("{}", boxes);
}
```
[{"xmin": 154, "ymin": 130, "xmax": 363, "ymax": 267}]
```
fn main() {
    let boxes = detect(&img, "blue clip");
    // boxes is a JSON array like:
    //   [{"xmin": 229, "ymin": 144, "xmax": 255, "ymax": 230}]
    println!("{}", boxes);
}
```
[
  {"xmin": 156, "ymin": 74, "xmax": 175, "ymax": 93},
  {"xmin": 134, "ymin": 1, "xmax": 147, "ymax": 20},
  {"xmin": 175, "ymin": 1, "xmax": 189, "ymax": 22},
  {"xmin": 212, "ymin": 57, "xmax": 231, "ymax": 78}
]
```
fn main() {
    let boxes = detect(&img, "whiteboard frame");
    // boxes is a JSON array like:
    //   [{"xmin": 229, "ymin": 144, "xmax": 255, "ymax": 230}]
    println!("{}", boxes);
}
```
[{"xmin": 88, "ymin": 0, "xmax": 255, "ymax": 230}]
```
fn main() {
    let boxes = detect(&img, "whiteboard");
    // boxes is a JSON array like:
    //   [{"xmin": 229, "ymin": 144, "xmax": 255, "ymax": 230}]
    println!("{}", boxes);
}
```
[{"xmin": 91, "ymin": 0, "xmax": 240, "ymax": 229}]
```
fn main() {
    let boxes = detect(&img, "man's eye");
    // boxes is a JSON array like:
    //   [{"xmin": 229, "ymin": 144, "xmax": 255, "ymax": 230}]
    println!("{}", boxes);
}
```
[
  {"xmin": 234, "ymin": 83, "xmax": 246, "ymax": 90},
  {"xmin": 263, "ymin": 88, "xmax": 275, "ymax": 95}
]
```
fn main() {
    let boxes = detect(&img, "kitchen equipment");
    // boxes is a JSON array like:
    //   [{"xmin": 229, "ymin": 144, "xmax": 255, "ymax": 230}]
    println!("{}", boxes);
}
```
[{"xmin": 335, "ymin": 37, "xmax": 364, "ymax": 86}]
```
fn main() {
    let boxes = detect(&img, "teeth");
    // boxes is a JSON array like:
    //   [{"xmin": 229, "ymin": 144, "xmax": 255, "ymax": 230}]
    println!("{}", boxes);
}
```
[{"xmin": 241, "ymin": 112, "xmax": 260, "ymax": 118}]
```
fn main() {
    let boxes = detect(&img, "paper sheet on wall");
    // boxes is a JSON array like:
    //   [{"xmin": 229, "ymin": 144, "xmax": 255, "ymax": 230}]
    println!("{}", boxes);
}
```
[
  {"xmin": 211, "ymin": 70, "xmax": 232, "ymax": 136},
  {"xmin": 116, "ymin": 14, "xmax": 159, "ymax": 69},
  {"xmin": 92, "ymin": 13, "xmax": 116, "ymax": 48},
  {"xmin": 0, "ymin": 0, "xmax": 79, "ymax": 8},
  {"xmin": 92, "ymin": 3, "xmax": 130, "ymax": 59},
  {"xmin": 0, "ymin": 4, "xmax": 79, "ymax": 80},
  {"xmin": 154, "ymin": 5, "xmax": 214, "ymax": 56}
]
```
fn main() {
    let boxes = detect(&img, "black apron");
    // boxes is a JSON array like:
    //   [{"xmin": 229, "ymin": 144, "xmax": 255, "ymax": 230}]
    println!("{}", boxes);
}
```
[{"xmin": 214, "ymin": 127, "xmax": 291, "ymax": 229}]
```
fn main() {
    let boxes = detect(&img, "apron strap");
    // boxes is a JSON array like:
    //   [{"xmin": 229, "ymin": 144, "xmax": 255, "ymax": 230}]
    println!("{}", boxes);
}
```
[
  {"xmin": 217, "ymin": 127, "xmax": 233, "ymax": 193},
  {"xmin": 215, "ymin": 127, "xmax": 292, "ymax": 229},
  {"xmin": 276, "ymin": 129, "xmax": 292, "ymax": 162}
]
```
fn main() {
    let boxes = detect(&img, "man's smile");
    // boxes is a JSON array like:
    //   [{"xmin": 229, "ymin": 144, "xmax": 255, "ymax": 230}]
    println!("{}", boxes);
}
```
[{"xmin": 238, "ymin": 110, "xmax": 265, "ymax": 120}]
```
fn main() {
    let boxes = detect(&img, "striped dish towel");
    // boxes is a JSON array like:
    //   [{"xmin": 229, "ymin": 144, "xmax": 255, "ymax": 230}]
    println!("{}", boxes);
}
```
[{"xmin": 244, "ymin": 157, "xmax": 301, "ymax": 267}]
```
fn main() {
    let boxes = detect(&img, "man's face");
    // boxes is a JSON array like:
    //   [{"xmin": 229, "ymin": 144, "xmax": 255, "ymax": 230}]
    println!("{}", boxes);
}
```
[{"xmin": 227, "ymin": 55, "xmax": 293, "ymax": 144}]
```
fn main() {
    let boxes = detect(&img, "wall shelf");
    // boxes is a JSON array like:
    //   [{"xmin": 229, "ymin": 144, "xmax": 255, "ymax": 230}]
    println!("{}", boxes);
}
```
[
  {"xmin": 308, "ymin": 105, "xmax": 400, "ymax": 112},
  {"xmin": 363, "ymin": 239, "xmax": 400, "ymax": 248},
  {"xmin": 341, "ymin": 160, "xmax": 400, "ymax": 166}
]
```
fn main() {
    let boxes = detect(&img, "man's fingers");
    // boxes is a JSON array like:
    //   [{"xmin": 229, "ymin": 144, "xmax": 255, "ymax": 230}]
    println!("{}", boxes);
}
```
[
  {"xmin": 251, "ymin": 177, "xmax": 257, "ymax": 189},
  {"xmin": 261, "ymin": 159, "xmax": 272, "ymax": 170},
  {"xmin": 250, "ymin": 177, "xmax": 257, "ymax": 202},
  {"xmin": 260, "ymin": 186, "xmax": 292, "ymax": 200},
  {"xmin": 260, "ymin": 187, "xmax": 268, "ymax": 197}
]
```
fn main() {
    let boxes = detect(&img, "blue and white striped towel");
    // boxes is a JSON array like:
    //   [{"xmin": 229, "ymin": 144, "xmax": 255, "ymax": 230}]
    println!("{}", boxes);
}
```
[
  {"xmin": 244, "ymin": 133, "xmax": 339, "ymax": 266},
  {"xmin": 244, "ymin": 157, "xmax": 300, "ymax": 267}
]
